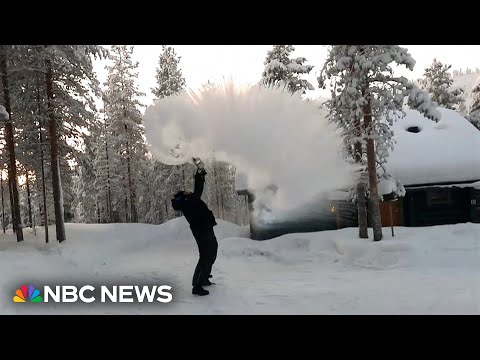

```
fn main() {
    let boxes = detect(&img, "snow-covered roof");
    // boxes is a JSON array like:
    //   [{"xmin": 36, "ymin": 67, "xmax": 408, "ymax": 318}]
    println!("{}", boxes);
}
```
[{"xmin": 385, "ymin": 108, "xmax": 480, "ymax": 186}]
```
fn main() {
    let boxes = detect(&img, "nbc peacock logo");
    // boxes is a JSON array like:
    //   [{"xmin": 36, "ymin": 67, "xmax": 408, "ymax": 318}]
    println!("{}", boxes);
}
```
[{"xmin": 13, "ymin": 285, "xmax": 43, "ymax": 303}]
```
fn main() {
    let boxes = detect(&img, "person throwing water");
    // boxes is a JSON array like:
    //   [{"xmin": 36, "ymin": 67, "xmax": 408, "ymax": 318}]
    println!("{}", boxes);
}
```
[{"xmin": 171, "ymin": 158, "xmax": 218, "ymax": 296}]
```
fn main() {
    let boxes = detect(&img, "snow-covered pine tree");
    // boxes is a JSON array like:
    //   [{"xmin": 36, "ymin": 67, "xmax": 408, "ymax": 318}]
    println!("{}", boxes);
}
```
[
  {"xmin": 204, "ymin": 157, "xmax": 225, "ymax": 219},
  {"xmin": 16, "ymin": 122, "xmax": 39, "ymax": 231},
  {"xmin": 89, "ymin": 98, "xmax": 113, "ymax": 224},
  {"xmin": 4, "ymin": 45, "xmax": 106, "ymax": 241},
  {"xmin": 71, "ymin": 129, "xmax": 98, "ymax": 224},
  {"xmin": 103, "ymin": 45, "xmax": 149, "ymax": 223},
  {"xmin": 262, "ymin": 45, "xmax": 314, "ymax": 95},
  {"xmin": 216, "ymin": 163, "xmax": 242, "ymax": 224},
  {"xmin": 0, "ymin": 145, "xmax": 8, "ymax": 233},
  {"xmin": 146, "ymin": 45, "xmax": 188, "ymax": 223},
  {"xmin": 43, "ymin": 45, "xmax": 105, "ymax": 241},
  {"xmin": 319, "ymin": 45, "xmax": 440, "ymax": 241},
  {"xmin": 0, "ymin": 111, "xmax": 11, "ymax": 232},
  {"xmin": 458, "ymin": 100, "xmax": 467, "ymax": 117},
  {"xmin": 152, "ymin": 45, "xmax": 186, "ymax": 99},
  {"xmin": 200, "ymin": 154, "xmax": 242, "ymax": 224},
  {"xmin": 468, "ymin": 75, "xmax": 480, "ymax": 129},
  {"xmin": 9, "ymin": 49, "xmax": 44, "ymax": 231},
  {"xmin": 6, "ymin": 45, "xmax": 51, "ymax": 240},
  {"xmin": 0, "ymin": 46, "xmax": 24, "ymax": 241},
  {"xmin": 204, "ymin": 158, "xmax": 222, "ymax": 219},
  {"xmin": 420, "ymin": 58, "xmax": 464, "ymax": 110},
  {"xmin": 142, "ymin": 157, "xmax": 166, "ymax": 224}
]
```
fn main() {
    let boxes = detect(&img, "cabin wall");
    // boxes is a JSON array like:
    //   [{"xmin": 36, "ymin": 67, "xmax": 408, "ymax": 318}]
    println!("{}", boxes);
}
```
[
  {"xmin": 246, "ymin": 185, "xmax": 480, "ymax": 241},
  {"xmin": 403, "ymin": 186, "xmax": 471, "ymax": 227},
  {"xmin": 249, "ymin": 200, "xmax": 358, "ymax": 241},
  {"xmin": 470, "ymin": 188, "xmax": 480, "ymax": 223},
  {"xmin": 380, "ymin": 199, "xmax": 404, "ymax": 227}
]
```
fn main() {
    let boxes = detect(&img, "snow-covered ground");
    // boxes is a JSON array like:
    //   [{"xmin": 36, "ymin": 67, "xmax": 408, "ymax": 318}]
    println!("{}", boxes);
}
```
[{"xmin": 1, "ymin": 218, "xmax": 479, "ymax": 314}]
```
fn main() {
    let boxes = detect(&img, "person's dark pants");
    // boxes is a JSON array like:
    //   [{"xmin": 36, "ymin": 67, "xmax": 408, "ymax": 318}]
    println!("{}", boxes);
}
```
[{"xmin": 191, "ymin": 226, "xmax": 218, "ymax": 288}]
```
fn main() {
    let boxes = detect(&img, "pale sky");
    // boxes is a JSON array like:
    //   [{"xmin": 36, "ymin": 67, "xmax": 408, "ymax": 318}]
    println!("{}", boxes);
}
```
[{"xmin": 93, "ymin": 45, "xmax": 480, "ymax": 108}]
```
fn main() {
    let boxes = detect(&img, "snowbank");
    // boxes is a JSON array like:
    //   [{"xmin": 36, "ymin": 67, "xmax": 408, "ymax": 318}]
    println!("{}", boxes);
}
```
[
  {"xmin": 1, "ymin": 219, "xmax": 480, "ymax": 314},
  {"xmin": 385, "ymin": 108, "xmax": 480, "ymax": 186}
]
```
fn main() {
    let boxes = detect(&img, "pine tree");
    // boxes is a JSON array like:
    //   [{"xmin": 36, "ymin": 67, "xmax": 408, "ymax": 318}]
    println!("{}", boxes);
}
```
[
  {"xmin": 420, "ymin": 58, "xmax": 464, "ymax": 110},
  {"xmin": 72, "ymin": 132, "xmax": 98, "ymax": 223},
  {"xmin": 262, "ymin": 45, "xmax": 314, "ymax": 94},
  {"xmin": 0, "ymin": 167, "xmax": 6, "ymax": 233},
  {"xmin": 468, "ymin": 75, "xmax": 480, "ymax": 129},
  {"xmin": 319, "ymin": 45, "xmax": 440, "ymax": 241},
  {"xmin": 44, "ymin": 45, "xmax": 105, "ymax": 241},
  {"xmin": 152, "ymin": 46, "xmax": 186, "ymax": 99},
  {"xmin": 146, "ymin": 45, "xmax": 188, "ymax": 223},
  {"xmin": 91, "ymin": 100, "xmax": 113, "ymax": 223},
  {"xmin": 9, "ymin": 46, "xmax": 51, "ymax": 240},
  {"xmin": 4, "ymin": 45, "xmax": 106, "ymax": 241},
  {"xmin": 0, "ymin": 109, "xmax": 11, "ymax": 233},
  {"xmin": 216, "ymin": 163, "xmax": 242, "ymax": 224},
  {"xmin": 458, "ymin": 100, "xmax": 467, "ymax": 117},
  {"xmin": 103, "ymin": 45, "xmax": 148, "ymax": 223},
  {"xmin": 142, "ymin": 158, "xmax": 166, "ymax": 224},
  {"xmin": 0, "ymin": 46, "xmax": 24, "ymax": 241}
]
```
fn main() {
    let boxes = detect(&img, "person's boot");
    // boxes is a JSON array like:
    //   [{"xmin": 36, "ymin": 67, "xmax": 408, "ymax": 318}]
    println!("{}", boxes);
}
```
[
  {"xmin": 202, "ymin": 279, "xmax": 215, "ymax": 286},
  {"xmin": 192, "ymin": 286, "xmax": 209, "ymax": 296}
]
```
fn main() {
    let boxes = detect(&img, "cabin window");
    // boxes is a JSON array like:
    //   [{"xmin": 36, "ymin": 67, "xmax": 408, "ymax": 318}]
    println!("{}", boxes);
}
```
[{"xmin": 427, "ymin": 188, "xmax": 451, "ymax": 206}]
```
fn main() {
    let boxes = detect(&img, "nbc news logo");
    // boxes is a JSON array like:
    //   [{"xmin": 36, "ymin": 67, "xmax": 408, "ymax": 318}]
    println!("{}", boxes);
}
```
[
  {"xmin": 13, "ymin": 284, "xmax": 173, "ymax": 303},
  {"xmin": 13, "ymin": 285, "xmax": 43, "ymax": 303}
]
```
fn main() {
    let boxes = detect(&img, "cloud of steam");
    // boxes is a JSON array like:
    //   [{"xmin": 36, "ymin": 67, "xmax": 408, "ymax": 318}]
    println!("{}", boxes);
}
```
[{"xmin": 143, "ymin": 81, "xmax": 357, "ymax": 213}]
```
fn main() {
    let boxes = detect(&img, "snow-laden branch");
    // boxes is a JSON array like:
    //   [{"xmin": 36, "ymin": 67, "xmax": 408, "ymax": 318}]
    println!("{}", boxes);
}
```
[{"xmin": 0, "ymin": 105, "xmax": 9, "ymax": 121}]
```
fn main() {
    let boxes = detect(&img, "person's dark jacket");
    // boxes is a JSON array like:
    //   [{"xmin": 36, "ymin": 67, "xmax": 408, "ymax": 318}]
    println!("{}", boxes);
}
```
[{"xmin": 171, "ymin": 171, "xmax": 217, "ymax": 229}]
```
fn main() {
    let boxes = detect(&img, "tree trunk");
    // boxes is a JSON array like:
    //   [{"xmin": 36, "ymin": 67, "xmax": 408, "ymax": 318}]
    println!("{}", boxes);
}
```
[
  {"xmin": 96, "ymin": 202, "xmax": 100, "ymax": 224},
  {"xmin": 26, "ymin": 170, "xmax": 33, "ymax": 228},
  {"xmin": 354, "ymin": 116, "xmax": 368, "ymax": 239},
  {"xmin": 107, "ymin": 184, "xmax": 112, "ymax": 223},
  {"xmin": 40, "ymin": 139, "xmax": 49, "ymax": 243},
  {"xmin": 130, "ymin": 185, "xmax": 137, "ymax": 222},
  {"xmin": 364, "ymin": 100, "xmax": 382, "ymax": 241},
  {"xmin": 212, "ymin": 162, "xmax": 220, "ymax": 217},
  {"xmin": 356, "ymin": 181, "xmax": 368, "ymax": 238},
  {"xmin": 37, "ymin": 80, "xmax": 49, "ymax": 243},
  {"xmin": 1, "ymin": 174, "xmax": 5, "ymax": 233},
  {"xmin": 182, "ymin": 166, "xmax": 186, "ymax": 190},
  {"xmin": 8, "ymin": 177, "xmax": 14, "ymax": 233},
  {"xmin": 124, "ymin": 196, "xmax": 129, "ymax": 223},
  {"xmin": 1, "ymin": 47, "xmax": 23, "ymax": 242},
  {"xmin": 104, "ymin": 110, "xmax": 112, "ymax": 223},
  {"xmin": 244, "ymin": 195, "xmax": 249, "ymax": 226},
  {"xmin": 220, "ymin": 194, "xmax": 225, "ymax": 220},
  {"xmin": 44, "ymin": 48, "xmax": 66, "ymax": 242},
  {"xmin": 126, "ymin": 138, "xmax": 137, "ymax": 223}
]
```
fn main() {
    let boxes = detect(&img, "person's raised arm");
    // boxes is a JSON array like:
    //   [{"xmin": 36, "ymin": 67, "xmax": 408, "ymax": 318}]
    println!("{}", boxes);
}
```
[{"xmin": 193, "ymin": 168, "xmax": 206, "ymax": 198}]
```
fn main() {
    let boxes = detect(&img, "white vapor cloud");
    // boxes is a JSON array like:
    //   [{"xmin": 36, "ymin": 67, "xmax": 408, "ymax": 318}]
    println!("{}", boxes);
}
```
[{"xmin": 143, "ymin": 81, "xmax": 357, "ymax": 212}]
